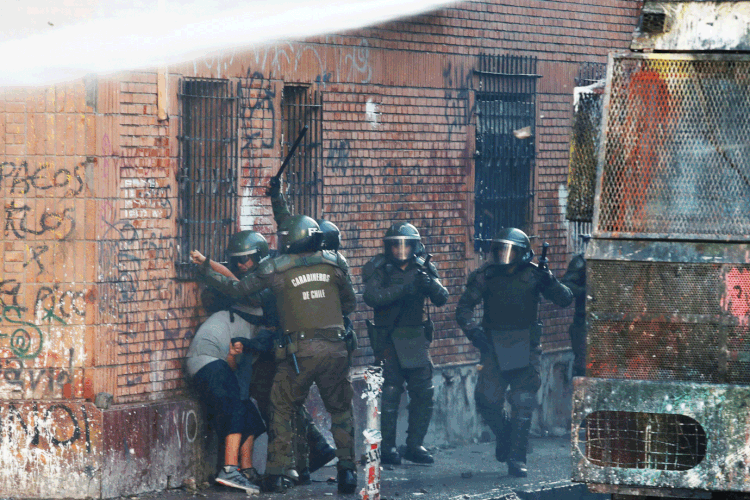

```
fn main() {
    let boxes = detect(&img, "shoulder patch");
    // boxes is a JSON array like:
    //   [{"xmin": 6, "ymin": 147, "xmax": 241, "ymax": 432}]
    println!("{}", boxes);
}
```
[
  {"xmin": 256, "ymin": 258, "xmax": 276, "ymax": 276},
  {"xmin": 363, "ymin": 254, "xmax": 386, "ymax": 281},
  {"xmin": 467, "ymin": 267, "xmax": 482, "ymax": 287}
]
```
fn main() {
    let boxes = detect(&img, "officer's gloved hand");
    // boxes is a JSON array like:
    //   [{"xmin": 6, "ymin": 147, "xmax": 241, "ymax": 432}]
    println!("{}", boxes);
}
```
[
  {"xmin": 467, "ymin": 327, "xmax": 493, "ymax": 354},
  {"xmin": 266, "ymin": 176, "xmax": 281, "ymax": 197},
  {"xmin": 537, "ymin": 267, "xmax": 556, "ymax": 288},
  {"xmin": 415, "ymin": 270, "xmax": 433, "ymax": 294}
]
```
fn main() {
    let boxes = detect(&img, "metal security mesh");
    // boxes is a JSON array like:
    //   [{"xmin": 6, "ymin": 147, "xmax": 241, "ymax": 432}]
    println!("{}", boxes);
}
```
[
  {"xmin": 567, "ymin": 62, "xmax": 606, "ymax": 222},
  {"xmin": 580, "ymin": 411, "xmax": 706, "ymax": 470},
  {"xmin": 587, "ymin": 261, "xmax": 750, "ymax": 384},
  {"xmin": 596, "ymin": 55, "xmax": 750, "ymax": 240}
]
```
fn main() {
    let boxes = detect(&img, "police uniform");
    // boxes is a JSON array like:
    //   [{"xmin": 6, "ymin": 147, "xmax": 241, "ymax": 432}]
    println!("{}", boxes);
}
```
[
  {"xmin": 199, "ymin": 249, "xmax": 357, "ymax": 485},
  {"xmin": 456, "ymin": 238, "xmax": 572, "ymax": 477},
  {"xmin": 362, "ymin": 253, "xmax": 448, "ymax": 463},
  {"xmin": 561, "ymin": 253, "xmax": 586, "ymax": 377}
]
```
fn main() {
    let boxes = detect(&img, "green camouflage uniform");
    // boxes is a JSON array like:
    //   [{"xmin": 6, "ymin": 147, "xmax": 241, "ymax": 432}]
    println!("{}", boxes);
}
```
[{"xmin": 199, "ymin": 250, "xmax": 357, "ymax": 477}]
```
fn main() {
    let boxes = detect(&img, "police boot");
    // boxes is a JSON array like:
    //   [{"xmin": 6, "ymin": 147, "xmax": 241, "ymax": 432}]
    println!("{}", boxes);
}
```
[
  {"xmin": 337, "ymin": 468, "xmax": 357, "ymax": 494},
  {"xmin": 402, "ymin": 445, "xmax": 434, "ymax": 464},
  {"xmin": 403, "ymin": 383, "xmax": 434, "ymax": 464},
  {"xmin": 381, "ymin": 385, "xmax": 402, "ymax": 465},
  {"xmin": 295, "ymin": 469, "xmax": 311, "ymax": 486},
  {"xmin": 494, "ymin": 410, "xmax": 512, "ymax": 463},
  {"xmin": 507, "ymin": 411, "xmax": 533, "ymax": 478},
  {"xmin": 307, "ymin": 427, "xmax": 336, "ymax": 473},
  {"xmin": 261, "ymin": 474, "xmax": 294, "ymax": 493}
]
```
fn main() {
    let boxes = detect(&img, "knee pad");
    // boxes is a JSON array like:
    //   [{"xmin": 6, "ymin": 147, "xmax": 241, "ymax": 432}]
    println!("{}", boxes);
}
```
[
  {"xmin": 509, "ymin": 391, "xmax": 536, "ymax": 410},
  {"xmin": 408, "ymin": 384, "xmax": 434, "ymax": 407},
  {"xmin": 381, "ymin": 385, "xmax": 403, "ymax": 409}
]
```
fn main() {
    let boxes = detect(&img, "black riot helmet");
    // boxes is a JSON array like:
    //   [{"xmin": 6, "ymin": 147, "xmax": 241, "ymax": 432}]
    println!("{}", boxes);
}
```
[
  {"xmin": 317, "ymin": 218, "xmax": 341, "ymax": 251},
  {"xmin": 226, "ymin": 230, "xmax": 269, "ymax": 276},
  {"xmin": 278, "ymin": 215, "xmax": 323, "ymax": 254},
  {"xmin": 383, "ymin": 222, "xmax": 422, "ymax": 264},
  {"xmin": 490, "ymin": 228, "xmax": 534, "ymax": 267}
]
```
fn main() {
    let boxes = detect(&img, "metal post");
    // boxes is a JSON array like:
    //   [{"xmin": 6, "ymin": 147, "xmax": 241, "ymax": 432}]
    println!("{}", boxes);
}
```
[{"xmin": 360, "ymin": 366, "xmax": 384, "ymax": 500}]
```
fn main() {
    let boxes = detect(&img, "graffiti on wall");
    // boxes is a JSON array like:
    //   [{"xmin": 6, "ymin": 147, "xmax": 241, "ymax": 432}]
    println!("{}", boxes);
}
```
[
  {"xmin": 0, "ymin": 159, "xmax": 88, "ymax": 399},
  {"xmin": 246, "ymin": 37, "xmax": 372, "ymax": 84},
  {"xmin": 442, "ymin": 62, "xmax": 473, "ymax": 144},
  {"xmin": 240, "ymin": 70, "xmax": 277, "ymax": 152},
  {"xmin": 0, "ymin": 401, "xmax": 101, "ymax": 498}
]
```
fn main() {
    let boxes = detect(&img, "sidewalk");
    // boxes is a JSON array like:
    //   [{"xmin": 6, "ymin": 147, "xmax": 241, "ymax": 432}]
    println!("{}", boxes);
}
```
[{"xmin": 143, "ymin": 437, "xmax": 607, "ymax": 500}]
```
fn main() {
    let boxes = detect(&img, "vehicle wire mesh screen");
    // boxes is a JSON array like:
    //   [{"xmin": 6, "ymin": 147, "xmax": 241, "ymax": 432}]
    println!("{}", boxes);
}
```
[
  {"xmin": 587, "ymin": 260, "xmax": 750, "ymax": 384},
  {"xmin": 580, "ymin": 411, "xmax": 707, "ymax": 471},
  {"xmin": 596, "ymin": 55, "xmax": 750, "ymax": 240}
]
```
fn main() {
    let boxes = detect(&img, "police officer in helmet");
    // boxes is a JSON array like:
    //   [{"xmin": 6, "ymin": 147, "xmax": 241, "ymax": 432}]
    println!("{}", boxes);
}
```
[
  {"xmin": 363, "ymin": 222, "xmax": 448, "ymax": 465},
  {"xmin": 317, "ymin": 219, "xmax": 342, "ymax": 252},
  {"xmin": 455, "ymin": 228, "xmax": 572, "ymax": 477},
  {"xmin": 193, "ymin": 215, "xmax": 358, "ymax": 494}
]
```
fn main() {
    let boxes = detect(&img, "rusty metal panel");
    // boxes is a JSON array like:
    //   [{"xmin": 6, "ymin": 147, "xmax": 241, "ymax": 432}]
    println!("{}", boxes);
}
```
[
  {"xmin": 632, "ymin": 2, "xmax": 750, "ymax": 52},
  {"xmin": 594, "ymin": 53, "xmax": 750, "ymax": 241},
  {"xmin": 572, "ymin": 377, "xmax": 750, "ymax": 493},
  {"xmin": 585, "ymin": 239, "xmax": 750, "ymax": 384}
]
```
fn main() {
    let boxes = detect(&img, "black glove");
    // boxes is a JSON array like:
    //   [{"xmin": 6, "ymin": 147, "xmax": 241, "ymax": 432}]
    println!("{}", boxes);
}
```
[
  {"xmin": 537, "ymin": 267, "xmax": 555, "ymax": 288},
  {"xmin": 415, "ymin": 270, "xmax": 432, "ymax": 294},
  {"xmin": 266, "ymin": 176, "xmax": 281, "ymax": 197},
  {"xmin": 467, "ymin": 327, "xmax": 493, "ymax": 354},
  {"xmin": 343, "ymin": 316, "xmax": 355, "ymax": 337}
]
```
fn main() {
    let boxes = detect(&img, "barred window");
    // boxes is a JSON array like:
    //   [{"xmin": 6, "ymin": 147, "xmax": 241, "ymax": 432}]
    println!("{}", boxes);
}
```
[
  {"xmin": 281, "ymin": 85, "xmax": 323, "ymax": 219},
  {"xmin": 474, "ymin": 54, "xmax": 538, "ymax": 252},
  {"xmin": 176, "ymin": 78, "xmax": 239, "ymax": 279}
]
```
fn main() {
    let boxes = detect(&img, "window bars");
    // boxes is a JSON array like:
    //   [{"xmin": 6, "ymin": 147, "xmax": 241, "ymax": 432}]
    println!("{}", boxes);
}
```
[
  {"xmin": 177, "ymin": 78, "xmax": 238, "ymax": 279},
  {"xmin": 474, "ymin": 54, "xmax": 539, "ymax": 252},
  {"xmin": 281, "ymin": 85, "xmax": 323, "ymax": 219}
]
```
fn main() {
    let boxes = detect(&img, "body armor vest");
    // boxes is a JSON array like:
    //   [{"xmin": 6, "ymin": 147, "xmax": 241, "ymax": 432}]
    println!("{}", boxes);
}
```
[
  {"xmin": 482, "ymin": 266, "xmax": 541, "ymax": 330},
  {"xmin": 278, "ymin": 261, "xmax": 343, "ymax": 333}
]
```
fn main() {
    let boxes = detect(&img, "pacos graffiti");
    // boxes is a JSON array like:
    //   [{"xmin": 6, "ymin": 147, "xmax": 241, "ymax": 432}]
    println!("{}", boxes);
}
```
[
  {"xmin": 4, "ymin": 201, "xmax": 76, "ymax": 240},
  {"xmin": 0, "ymin": 161, "xmax": 85, "ymax": 198},
  {"xmin": 0, "ymin": 402, "xmax": 94, "ymax": 454}
]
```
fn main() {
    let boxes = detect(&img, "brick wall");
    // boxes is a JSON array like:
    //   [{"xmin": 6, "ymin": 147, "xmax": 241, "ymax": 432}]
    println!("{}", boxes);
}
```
[{"xmin": 1, "ymin": 0, "xmax": 642, "ymax": 404}]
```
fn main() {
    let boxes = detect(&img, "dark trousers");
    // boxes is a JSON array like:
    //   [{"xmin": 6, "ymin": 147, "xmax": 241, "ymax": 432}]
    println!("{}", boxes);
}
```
[{"xmin": 192, "ymin": 359, "xmax": 266, "ymax": 445}]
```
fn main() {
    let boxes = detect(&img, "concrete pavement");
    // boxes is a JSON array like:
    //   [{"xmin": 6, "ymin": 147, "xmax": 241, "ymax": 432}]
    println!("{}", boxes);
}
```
[{"xmin": 138, "ymin": 437, "xmax": 607, "ymax": 500}]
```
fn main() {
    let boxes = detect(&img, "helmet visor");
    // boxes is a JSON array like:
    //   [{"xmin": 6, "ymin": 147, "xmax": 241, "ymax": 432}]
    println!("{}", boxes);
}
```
[
  {"xmin": 386, "ymin": 239, "xmax": 415, "ymax": 262},
  {"xmin": 492, "ymin": 242, "xmax": 519, "ymax": 265}
]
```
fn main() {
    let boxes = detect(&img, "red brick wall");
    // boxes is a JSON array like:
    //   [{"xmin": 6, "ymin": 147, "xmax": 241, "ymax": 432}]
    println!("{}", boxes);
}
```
[{"xmin": 0, "ymin": 0, "xmax": 642, "ymax": 404}]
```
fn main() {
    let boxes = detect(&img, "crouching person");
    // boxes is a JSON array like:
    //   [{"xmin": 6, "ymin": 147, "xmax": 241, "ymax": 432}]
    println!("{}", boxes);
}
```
[{"xmin": 186, "ymin": 292, "xmax": 267, "ymax": 495}]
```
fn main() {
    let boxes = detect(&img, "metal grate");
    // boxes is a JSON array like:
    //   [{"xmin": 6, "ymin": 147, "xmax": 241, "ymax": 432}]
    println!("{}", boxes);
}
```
[
  {"xmin": 177, "ymin": 78, "xmax": 238, "ymax": 279},
  {"xmin": 596, "ymin": 55, "xmax": 750, "ymax": 240},
  {"xmin": 579, "ymin": 411, "xmax": 706, "ymax": 471},
  {"xmin": 587, "ymin": 261, "xmax": 750, "ymax": 384},
  {"xmin": 567, "ymin": 94, "xmax": 603, "ymax": 222},
  {"xmin": 281, "ymin": 85, "xmax": 322, "ymax": 219},
  {"xmin": 474, "ymin": 54, "xmax": 538, "ymax": 251}
]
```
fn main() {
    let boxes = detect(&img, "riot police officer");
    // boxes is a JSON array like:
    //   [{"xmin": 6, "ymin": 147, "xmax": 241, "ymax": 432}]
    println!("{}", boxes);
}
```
[
  {"xmin": 455, "ymin": 228, "xmax": 572, "ymax": 477},
  {"xmin": 192, "ymin": 230, "xmax": 336, "ymax": 486},
  {"xmin": 561, "ymin": 234, "xmax": 590, "ymax": 377},
  {"xmin": 193, "ymin": 216, "xmax": 358, "ymax": 494},
  {"xmin": 363, "ymin": 222, "xmax": 448, "ymax": 465}
]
